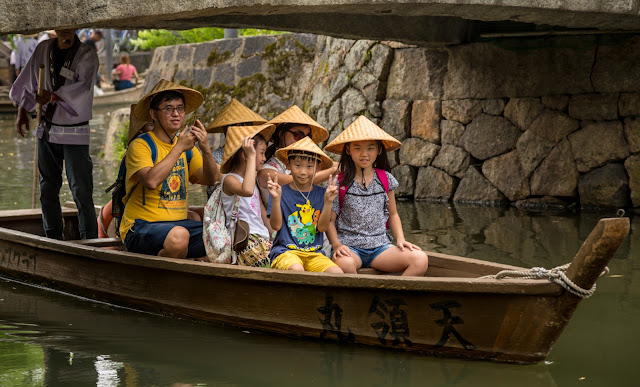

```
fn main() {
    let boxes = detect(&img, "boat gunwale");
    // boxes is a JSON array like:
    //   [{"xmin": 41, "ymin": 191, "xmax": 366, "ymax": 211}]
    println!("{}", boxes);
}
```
[{"xmin": 0, "ymin": 225, "xmax": 564, "ymax": 296}]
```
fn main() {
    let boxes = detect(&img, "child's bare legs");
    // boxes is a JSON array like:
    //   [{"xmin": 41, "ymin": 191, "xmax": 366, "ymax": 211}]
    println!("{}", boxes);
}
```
[
  {"xmin": 288, "ymin": 263, "xmax": 305, "ymax": 271},
  {"xmin": 334, "ymin": 252, "xmax": 362, "ymax": 274},
  {"xmin": 324, "ymin": 266, "xmax": 344, "ymax": 274},
  {"xmin": 371, "ymin": 247, "xmax": 429, "ymax": 277}
]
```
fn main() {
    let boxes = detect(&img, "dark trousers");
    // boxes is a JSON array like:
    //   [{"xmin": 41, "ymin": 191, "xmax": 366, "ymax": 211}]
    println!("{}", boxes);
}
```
[{"xmin": 38, "ymin": 139, "xmax": 97, "ymax": 240}]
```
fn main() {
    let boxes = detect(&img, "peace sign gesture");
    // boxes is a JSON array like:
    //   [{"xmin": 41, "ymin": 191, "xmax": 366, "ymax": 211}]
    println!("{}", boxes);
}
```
[
  {"xmin": 267, "ymin": 173, "xmax": 281, "ymax": 200},
  {"xmin": 324, "ymin": 175, "xmax": 338, "ymax": 203}
]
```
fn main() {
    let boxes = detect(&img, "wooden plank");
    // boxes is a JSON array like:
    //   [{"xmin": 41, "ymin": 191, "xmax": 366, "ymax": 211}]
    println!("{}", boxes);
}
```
[{"xmin": 70, "ymin": 238, "xmax": 123, "ymax": 247}]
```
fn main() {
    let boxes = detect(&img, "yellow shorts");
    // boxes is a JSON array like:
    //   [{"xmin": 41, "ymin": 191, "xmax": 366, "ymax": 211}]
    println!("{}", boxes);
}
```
[{"xmin": 271, "ymin": 250, "xmax": 338, "ymax": 272}]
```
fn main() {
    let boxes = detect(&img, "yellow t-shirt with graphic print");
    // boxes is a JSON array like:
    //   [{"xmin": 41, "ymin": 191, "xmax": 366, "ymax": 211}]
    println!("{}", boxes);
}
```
[{"xmin": 119, "ymin": 131, "xmax": 203, "ymax": 240}]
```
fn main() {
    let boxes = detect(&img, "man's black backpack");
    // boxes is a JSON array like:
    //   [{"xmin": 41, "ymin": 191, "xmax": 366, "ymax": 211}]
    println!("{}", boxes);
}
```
[{"xmin": 105, "ymin": 132, "xmax": 192, "ymax": 231}]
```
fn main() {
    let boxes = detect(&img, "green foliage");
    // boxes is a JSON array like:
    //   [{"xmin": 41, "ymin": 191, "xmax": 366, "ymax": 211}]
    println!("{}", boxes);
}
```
[
  {"xmin": 131, "ymin": 28, "xmax": 284, "ymax": 51},
  {"xmin": 113, "ymin": 120, "xmax": 130, "ymax": 161}
]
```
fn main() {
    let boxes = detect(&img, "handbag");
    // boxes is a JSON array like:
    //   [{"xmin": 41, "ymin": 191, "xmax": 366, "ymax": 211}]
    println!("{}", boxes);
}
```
[{"xmin": 202, "ymin": 175, "xmax": 240, "ymax": 264}]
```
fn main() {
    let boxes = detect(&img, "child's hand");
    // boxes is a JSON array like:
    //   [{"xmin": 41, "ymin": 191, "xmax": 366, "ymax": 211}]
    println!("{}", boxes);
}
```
[
  {"xmin": 267, "ymin": 173, "xmax": 281, "ymax": 200},
  {"xmin": 241, "ymin": 136, "xmax": 256, "ymax": 158},
  {"xmin": 397, "ymin": 240, "xmax": 421, "ymax": 252},
  {"xmin": 332, "ymin": 244, "xmax": 352, "ymax": 259},
  {"xmin": 325, "ymin": 175, "xmax": 338, "ymax": 202}
]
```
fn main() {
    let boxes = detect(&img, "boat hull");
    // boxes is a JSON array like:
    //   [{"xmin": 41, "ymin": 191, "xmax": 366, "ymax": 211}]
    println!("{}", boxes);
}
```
[{"xmin": 0, "ymin": 209, "xmax": 629, "ymax": 363}]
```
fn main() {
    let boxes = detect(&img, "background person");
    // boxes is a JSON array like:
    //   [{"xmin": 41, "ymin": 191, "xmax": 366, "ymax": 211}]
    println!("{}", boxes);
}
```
[
  {"xmin": 10, "ymin": 29, "xmax": 99, "ymax": 240},
  {"xmin": 113, "ymin": 53, "xmax": 139, "ymax": 91}
]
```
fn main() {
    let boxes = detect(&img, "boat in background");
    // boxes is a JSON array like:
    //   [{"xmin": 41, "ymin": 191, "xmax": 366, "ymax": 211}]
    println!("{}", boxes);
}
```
[
  {"xmin": 0, "ymin": 205, "xmax": 629, "ymax": 363},
  {"xmin": 0, "ymin": 83, "xmax": 144, "ymax": 114}
]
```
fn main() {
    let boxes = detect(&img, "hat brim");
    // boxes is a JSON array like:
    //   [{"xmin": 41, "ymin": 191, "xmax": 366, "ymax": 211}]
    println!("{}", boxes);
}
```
[
  {"xmin": 324, "ymin": 115, "xmax": 402, "ymax": 154},
  {"xmin": 275, "ymin": 137, "xmax": 333, "ymax": 171},
  {"xmin": 220, "ymin": 123, "xmax": 277, "ymax": 173},
  {"xmin": 134, "ymin": 80, "xmax": 203, "ymax": 123}
]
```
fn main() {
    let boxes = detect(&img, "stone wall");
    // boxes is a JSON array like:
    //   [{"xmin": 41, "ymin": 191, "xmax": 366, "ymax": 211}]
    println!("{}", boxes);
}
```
[{"xmin": 144, "ymin": 33, "xmax": 640, "ymax": 209}]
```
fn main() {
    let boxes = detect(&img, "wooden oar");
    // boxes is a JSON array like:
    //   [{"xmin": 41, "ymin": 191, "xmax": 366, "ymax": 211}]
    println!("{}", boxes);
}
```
[{"xmin": 32, "ymin": 64, "xmax": 45, "ymax": 209}]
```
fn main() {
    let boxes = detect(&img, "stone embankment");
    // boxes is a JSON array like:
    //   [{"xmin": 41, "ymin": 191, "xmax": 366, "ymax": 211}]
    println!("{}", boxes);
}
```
[{"xmin": 141, "ymin": 33, "xmax": 640, "ymax": 210}]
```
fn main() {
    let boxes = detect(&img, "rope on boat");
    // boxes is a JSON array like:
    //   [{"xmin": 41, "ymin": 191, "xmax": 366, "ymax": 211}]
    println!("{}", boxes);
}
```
[{"xmin": 480, "ymin": 264, "xmax": 609, "ymax": 298}]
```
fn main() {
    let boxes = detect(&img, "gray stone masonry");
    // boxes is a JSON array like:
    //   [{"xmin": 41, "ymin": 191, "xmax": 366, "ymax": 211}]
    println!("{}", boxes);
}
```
[{"xmin": 137, "ymin": 32, "xmax": 640, "ymax": 210}]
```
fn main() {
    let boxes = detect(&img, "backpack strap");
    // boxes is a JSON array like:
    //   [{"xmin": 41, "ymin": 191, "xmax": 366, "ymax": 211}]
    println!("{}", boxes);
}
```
[
  {"xmin": 337, "ymin": 172, "xmax": 346, "ymax": 215},
  {"xmin": 137, "ymin": 133, "xmax": 158, "ymax": 205},
  {"xmin": 375, "ymin": 168, "xmax": 389, "ymax": 194}
]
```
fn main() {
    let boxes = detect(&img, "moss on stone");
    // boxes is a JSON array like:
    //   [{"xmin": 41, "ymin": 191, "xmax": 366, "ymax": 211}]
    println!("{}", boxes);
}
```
[
  {"xmin": 232, "ymin": 73, "xmax": 267, "ymax": 100},
  {"xmin": 207, "ymin": 49, "xmax": 231, "ymax": 67}
]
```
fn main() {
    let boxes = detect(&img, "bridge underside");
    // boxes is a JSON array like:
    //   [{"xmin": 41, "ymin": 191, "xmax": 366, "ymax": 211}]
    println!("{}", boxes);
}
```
[{"xmin": 2, "ymin": 1, "xmax": 640, "ymax": 45}]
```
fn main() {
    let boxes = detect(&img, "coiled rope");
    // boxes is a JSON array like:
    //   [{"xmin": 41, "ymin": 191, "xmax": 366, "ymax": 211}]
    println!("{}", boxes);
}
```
[{"xmin": 480, "ymin": 264, "xmax": 610, "ymax": 298}]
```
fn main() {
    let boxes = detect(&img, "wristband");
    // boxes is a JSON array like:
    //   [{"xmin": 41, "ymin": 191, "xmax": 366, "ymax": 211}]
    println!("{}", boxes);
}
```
[{"xmin": 50, "ymin": 93, "xmax": 56, "ymax": 103}]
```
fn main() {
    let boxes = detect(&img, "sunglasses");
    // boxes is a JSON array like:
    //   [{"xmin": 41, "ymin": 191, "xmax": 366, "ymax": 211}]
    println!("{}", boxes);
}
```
[{"xmin": 288, "ymin": 130, "xmax": 311, "ymax": 141}]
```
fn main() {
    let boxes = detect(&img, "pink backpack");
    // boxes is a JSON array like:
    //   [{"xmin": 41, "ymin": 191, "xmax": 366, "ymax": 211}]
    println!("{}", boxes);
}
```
[{"xmin": 337, "ymin": 168, "xmax": 390, "ymax": 228}]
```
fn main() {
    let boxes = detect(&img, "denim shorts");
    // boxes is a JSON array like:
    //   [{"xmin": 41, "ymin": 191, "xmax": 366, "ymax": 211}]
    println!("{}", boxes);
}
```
[
  {"xmin": 348, "ymin": 244, "xmax": 393, "ymax": 268},
  {"xmin": 124, "ymin": 219, "xmax": 205, "ymax": 258}
]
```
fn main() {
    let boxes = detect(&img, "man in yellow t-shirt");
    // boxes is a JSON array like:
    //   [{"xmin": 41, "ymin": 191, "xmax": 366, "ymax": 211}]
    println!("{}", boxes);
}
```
[{"xmin": 121, "ymin": 80, "xmax": 221, "ymax": 258}]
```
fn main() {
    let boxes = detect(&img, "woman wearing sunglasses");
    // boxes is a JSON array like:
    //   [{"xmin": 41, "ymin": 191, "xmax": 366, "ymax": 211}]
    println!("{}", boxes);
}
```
[{"xmin": 257, "ymin": 105, "xmax": 338, "ymax": 208}]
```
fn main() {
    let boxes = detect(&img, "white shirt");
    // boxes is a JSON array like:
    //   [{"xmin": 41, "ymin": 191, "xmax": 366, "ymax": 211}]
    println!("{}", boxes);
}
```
[{"xmin": 221, "ymin": 173, "xmax": 270, "ymax": 239}]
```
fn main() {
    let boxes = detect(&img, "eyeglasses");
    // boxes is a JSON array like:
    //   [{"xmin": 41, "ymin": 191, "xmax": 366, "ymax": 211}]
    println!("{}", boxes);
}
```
[
  {"xmin": 156, "ymin": 105, "xmax": 185, "ymax": 115},
  {"xmin": 288, "ymin": 130, "xmax": 310, "ymax": 141}
]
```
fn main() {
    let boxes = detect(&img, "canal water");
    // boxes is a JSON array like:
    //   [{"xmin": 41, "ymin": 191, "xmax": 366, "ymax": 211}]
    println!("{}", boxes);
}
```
[{"xmin": 0, "ymin": 105, "xmax": 637, "ymax": 386}]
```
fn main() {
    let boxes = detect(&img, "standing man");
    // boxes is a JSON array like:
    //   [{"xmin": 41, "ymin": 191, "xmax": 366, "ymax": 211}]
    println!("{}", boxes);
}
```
[
  {"xmin": 10, "ymin": 29, "xmax": 99, "ymax": 240},
  {"xmin": 83, "ymin": 30, "xmax": 103, "ymax": 52},
  {"xmin": 121, "ymin": 79, "xmax": 221, "ymax": 259}
]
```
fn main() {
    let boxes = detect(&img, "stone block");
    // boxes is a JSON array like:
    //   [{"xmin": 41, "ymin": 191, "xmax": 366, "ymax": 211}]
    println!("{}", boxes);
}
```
[
  {"xmin": 330, "ymin": 68, "xmax": 350, "ymax": 101},
  {"xmin": 578, "ymin": 163, "xmax": 631, "ymax": 208},
  {"xmin": 366, "ymin": 44, "xmax": 393, "ymax": 80},
  {"xmin": 444, "ymin": 39, "xmax": 594, "ymax": 99},
  {"xmin": 310, "ymin": 82, "xmax": 331, "ymax": 110},
  {"xmin": 381, "ymin": 100, "xmax": 411, "ymax": 141},
  {"xmin": 415, "ymin": 167, "xmax": 457, "ymax": 201},
  {"xmin": 441, "ymin": 99, "xmax": 482, "ymax": 124},
  {"xmin": 341, "ymin": 88, "xmax": 367, "ymax": 118},
  {"xmin": 504, "ymin": 98, "xmax": 545, "ymax": 131},
  {"xmin": 440, "ymin": 120, "xmax": 465, "ymax": 146},
  {"xmin": 351, "ymin": 69, "xmax": 376, "ymax": 91},
  {"xmin": 214, "ymin": 64, "xmax": 235, "ymax": 86},
  {"xmin": 592, "ymin": 36, "xmax": 640, "ymax": 92},
  {"xmin": 625, "ymin": 155, "xmax": 640, "ymax": 207},
  {"xmin": 568, "ymin": 121, "xmax": 630, "ymax": 172},
  {"xmin": 328, "ymin": 100, "xmax": 342, "ymax": 129},
  {"xmin": 242, "ymin": 35, "xmax": 278, "ymax": 56},
  {"xmin": 316, "ymin": 107, "xmax": 329, "ymax": 130},
  {"xmin": 530, "ymin": 139, "xmax": 579, "ymax": 197},
  {"xmin": 459, "ymin": 114, "xmax": 521, "ymax": 161},
  {"xmin": 193, "ymin": 68, "xmax": 213, "ymax": 89},
  {"xmin": 481, "ymin": 99, "xmax": 505, "ymax": 116},
  {"xmin": 388, "ymin": 150, "xmax": 399, "ymax": 169},
  {"xmin": 453, "ymin": 166, "xmax": 506, "ymax": 204},
  {"xmin": 618, "ymin": 93, "xmax": 640, "ymax": 117},
  {"xmin": 362, "ymin": 80, "xmax": 385, "ymax": 102},
  {"xmin": 541, "ymin": 95, "xmax": 570, "ymax": 111},
  {"xmin": 528, "ymin": 109, "xmax": 580, "ymax": 143},
  {"xmin": 398, "ymin": 138, "xmax": 440, "ymax": 167},
  {"xmin": 411, "ymin": 100, "xmax": 441, "ymax": 144},
  {"xmin": 568, "ymin": 93, "xmax": 619, "ymax": 121},
  {"xmin": 516, "ymin": 130, "xmax": 555, "ymax": 177},
  {"xmin": 367, "ymin": 101, "xmax": 382, "ymax": 118},
  {"xmin": 482, "ymin": 151, "xmax": 531, "ymax": 201},
  {"xmin": 344, "ymin": 40, "xmax": 373, "ymax": 72},
  {"xmin": 392, "ymin": 165, "xmax": 417, "ymax": 198},
  {"xmin": 625, "ymin": 117, "xmax": 640, "ymax": 154},
  {"xmin": 387, "ymin": 48, "xmax": 448, "ymax": 100},
  {"xmin": 237, "ymin": 55, "xmax": 262, "ymax": 78},
  {"xmin": 432, "ymin": 145, "xmax": 471, "ymax": 179}
]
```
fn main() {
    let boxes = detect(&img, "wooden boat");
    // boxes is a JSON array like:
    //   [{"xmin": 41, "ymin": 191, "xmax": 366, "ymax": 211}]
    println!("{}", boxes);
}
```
[
  {"xmin": 0, "ymin": 83, "xmax": 143, "ymax": 114},
  {"xmin": 93, "ymin": 83, "xmax": 144, "ymax": 107},
  {"xmin": 0, "ymin": 206, "xmax": 629, "ymax": 364}
]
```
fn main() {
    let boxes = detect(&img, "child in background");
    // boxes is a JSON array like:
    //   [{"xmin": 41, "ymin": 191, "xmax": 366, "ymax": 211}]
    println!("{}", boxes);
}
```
[
  {"xmin": 258, "ymin": 105, "xmax": 337, "ymax": 207},
  {"xmin": 205, "ymin": 98, "xmax": 267, "ymax": 197},
  {"xmin": 220, "ymin": 123, "xmax": 276, "ymax": 266},
  {"xmin": 324, "ymin": 116, "xmax": 429, "ymax": 276},
  {"xmin": 267, "ymin": 137, "xmax": 343, "ymax": 273}
]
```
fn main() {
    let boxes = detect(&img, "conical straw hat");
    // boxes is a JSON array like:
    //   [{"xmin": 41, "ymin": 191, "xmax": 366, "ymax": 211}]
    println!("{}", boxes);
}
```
[
  {"xmin": 275, "ymin": 137, "xmax": 333, "ymax": 170},
  {"xmin": 134, "ymin": 79, "xmax": 203, "ymax": 122},
  {"xmin": 324, "ymin": 115, "xmax": 402, "ymax": 154},
  {"xmin": 127, "ymin": 104, "xmax": 150, "ymax": 144},
  {"xmin": 221, "ymin": 123, "xmax": 276, "ymax": 173},
  {"xmin": 206, "ymin": 98, "xmax": 267, "ymax": 133},
  {"xmin": 268, "ymin": 105, "xmax": 329, "ymax": 143}
]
